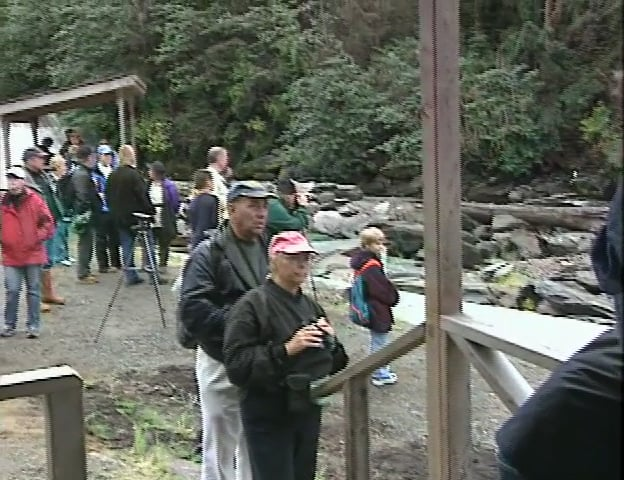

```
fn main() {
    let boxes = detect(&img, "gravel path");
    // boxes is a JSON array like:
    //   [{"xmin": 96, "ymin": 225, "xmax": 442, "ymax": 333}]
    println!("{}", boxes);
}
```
[
  {"xmin": 0, "ymin": 262, "xmax": 193, "ymax": 479},
  {"xmin": 0, "ymin": 263, "xmax": 552, "ymax": 479}
]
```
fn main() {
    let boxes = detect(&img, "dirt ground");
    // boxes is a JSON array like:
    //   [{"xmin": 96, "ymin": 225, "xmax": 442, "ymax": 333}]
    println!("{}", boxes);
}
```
[{"xmin": 0, "ymin": 261, "xmax": 551, "ymax": 479}]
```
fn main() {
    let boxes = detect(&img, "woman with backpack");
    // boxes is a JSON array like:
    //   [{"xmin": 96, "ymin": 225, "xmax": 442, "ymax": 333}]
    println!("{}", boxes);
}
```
[{"xmin": 349, "ymin": 226, "xmax": 400, "ymax": 386}]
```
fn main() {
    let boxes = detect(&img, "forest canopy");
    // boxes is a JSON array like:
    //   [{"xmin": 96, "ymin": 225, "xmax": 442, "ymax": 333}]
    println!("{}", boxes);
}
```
[{"xmin": 0, "ymin": 0, "xmax": 621, "ymax": 183}]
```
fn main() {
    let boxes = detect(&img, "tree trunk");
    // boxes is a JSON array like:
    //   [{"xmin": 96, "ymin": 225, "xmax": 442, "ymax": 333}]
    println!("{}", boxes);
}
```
[{"xmin": 459, "ymin": 202, "xmax": 608, "ymax": 232}]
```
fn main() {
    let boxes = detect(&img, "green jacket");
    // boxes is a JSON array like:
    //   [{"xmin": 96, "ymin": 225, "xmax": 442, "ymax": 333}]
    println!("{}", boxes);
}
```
[
  {"xmin": 23, "ymin": 168, "xmax": 64, "ymax": 221},
  {"xmin": 267, "ymin": 197, "xmax": 309, "ymax": 238}
]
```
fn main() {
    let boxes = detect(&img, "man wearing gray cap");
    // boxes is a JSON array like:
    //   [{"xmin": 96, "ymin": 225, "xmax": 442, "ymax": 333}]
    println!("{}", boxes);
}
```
[
  {"xmin": 22, "ymin": 147, "xmax": 66, "ymax": 310},
  {"xmin": 71, "ymin": 145, "xmax": 102, "ymax": 284},
  {"xmin": 178, "ymin": 181, "xmax": 276, "ymax": 480}
]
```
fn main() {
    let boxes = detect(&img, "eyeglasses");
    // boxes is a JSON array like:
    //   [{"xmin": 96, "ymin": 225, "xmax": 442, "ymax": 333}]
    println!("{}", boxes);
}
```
[{"xmin": 280, "ymin": 253, "xmax": 314, "ymax": 264}]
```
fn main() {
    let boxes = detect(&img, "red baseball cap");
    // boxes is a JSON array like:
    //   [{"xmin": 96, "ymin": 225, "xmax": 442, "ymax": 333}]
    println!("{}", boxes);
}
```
[{"xmin": 269, "ymin": 231, "xmax": 318, "ymax": 256}]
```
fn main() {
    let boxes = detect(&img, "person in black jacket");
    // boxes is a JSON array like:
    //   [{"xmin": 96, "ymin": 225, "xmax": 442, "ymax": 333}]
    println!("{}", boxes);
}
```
[
  {"xmin": 178, "ymin": 181, "xmax": 276, "ymax": 480},
  {"xmin": 187, "ymin": 169, "xmax": 219, "ymax": 249},
  {"xmin": 223, "ymin": 230, "xmax": 348, "ymax": 480},
  {"xmin": 105, "ymin": 145, "xmax": 161, "ymax": 286},
  {"xmin": 71, "ymin": 145, "xmax": 102, "ymax": 284},
  {"xmin": 495, "ymin": 179, "xmax": 623, "ymax": 480}
]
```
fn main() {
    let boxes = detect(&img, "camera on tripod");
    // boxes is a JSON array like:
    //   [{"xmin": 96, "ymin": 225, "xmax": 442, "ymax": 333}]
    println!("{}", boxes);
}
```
[{"xmin": 131, "ymin": 212, "xmax": 153, "ymax": 232}]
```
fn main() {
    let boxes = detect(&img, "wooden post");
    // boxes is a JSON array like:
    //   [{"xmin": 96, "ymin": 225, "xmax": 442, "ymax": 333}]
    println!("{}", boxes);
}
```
[
  {"xmin": 0, "ymin": 117, "xmax": 10, "ymax": 190},
  {"xmin": 117, "ymin": 93, "xmax": 127, "ymax": 146},
  {"xmin": 343, "ymin": 375, "xmax": 370, "ymax": 480},
  {"xmin": 420, "ymin": 1, "xmax": 471, "ymax": 479},
  {"xmin": 44, "ymin": 382, "xmax": 87, "ymax": 479},
  {"xmin": 128, "ymin": 95, "xmax": 137, "ymax": 150},
  {"xmin": 31, "ymin": 118, "xmax": 40, "ymax": 145}
]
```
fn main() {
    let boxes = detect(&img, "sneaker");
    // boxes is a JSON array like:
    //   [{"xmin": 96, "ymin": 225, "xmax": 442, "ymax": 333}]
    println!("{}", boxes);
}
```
[
  {"xmin": 0, "ymin": 327, "xmax": 16, "ymax": 338},
  {"xmin": 26, "ymin": 329, "xmax": 40, "ymax": 339},
  {"xmin": 60, "ymin": 260, "xmax": 72, "ymax": 267},
  {"xmin": 68, "ymin": 256, "xmax": 77, "ymax": 263},
  {"xmin": 371, "ymin": 372, "xmax": 398, "ymax": 387}
]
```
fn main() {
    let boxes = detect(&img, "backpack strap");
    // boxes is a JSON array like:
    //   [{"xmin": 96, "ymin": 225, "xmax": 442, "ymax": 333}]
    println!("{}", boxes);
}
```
[{"xmin": 354, "ymin": 259, "xmax": 381, "ymax": 276}]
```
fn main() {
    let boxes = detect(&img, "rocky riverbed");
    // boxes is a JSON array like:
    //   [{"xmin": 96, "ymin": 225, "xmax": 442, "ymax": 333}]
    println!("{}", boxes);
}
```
[
  {"xmin": 304, "ymin": 182, "xmax": 616, "ymax": 327},
  {"xmin": 172, "ymin": 179, "xmax": 616, "ymax": 326}
]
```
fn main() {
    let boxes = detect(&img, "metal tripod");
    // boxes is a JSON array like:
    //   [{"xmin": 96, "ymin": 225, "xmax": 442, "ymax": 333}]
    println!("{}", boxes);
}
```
[{"xmin": 94, "ymin": 222, "xmax": 167, "ymax": 343}]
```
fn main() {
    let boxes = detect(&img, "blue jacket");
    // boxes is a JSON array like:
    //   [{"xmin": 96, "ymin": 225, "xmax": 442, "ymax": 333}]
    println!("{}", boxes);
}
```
[{"xmin": 91, "ymin": 171, "xmax": 109, "ymax": 213}]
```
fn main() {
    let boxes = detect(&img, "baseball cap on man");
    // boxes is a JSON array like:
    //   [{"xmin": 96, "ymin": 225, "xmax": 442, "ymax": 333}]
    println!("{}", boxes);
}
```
[
  {"xmin": 21, "ymin": 147, "xmax": 46, "ymax": 163},
  {"xmin": 269, "ymin": 231, "xmax": 318, "ymax": 256},
  {"xmin": 6, "ymin": 165, "xmax": 27, "ymax": 179},
  {"xmin": 97, "ymin": 145, "xmax": 114, "ymax": 155},
  {"xmin": 227, "ymin": 180, "xmax": 277, "ymax": 203}
]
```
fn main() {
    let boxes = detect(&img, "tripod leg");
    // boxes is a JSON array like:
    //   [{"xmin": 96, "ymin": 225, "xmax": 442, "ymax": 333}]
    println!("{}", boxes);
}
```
[
  {"xmin": 141, "ymin": 230, "xmax": 167, "ymax": 329},
  {"xmin": 94, "ymin": 269, "xmax": 126, "ymax": 343}
]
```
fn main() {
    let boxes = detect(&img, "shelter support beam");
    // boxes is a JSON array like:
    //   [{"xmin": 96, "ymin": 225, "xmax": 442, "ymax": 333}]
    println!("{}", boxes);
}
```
[
  {"xmin": 0, "ymin": 117, "xmax": 10, "ymax": 189},
  {"xmin": 117, "ymin": 93, "xmax": 127, "ymax": 146},
  {"xmin": 128, "ymin": 95, "xmax": 136, "ymax": 150},
  {"xmin": 420, "ymin": 0, "xmax": 471, "ymax": 479},
  {"xmin": 31, "ymin": 117, "xmax": 39, "ymax": 145}
]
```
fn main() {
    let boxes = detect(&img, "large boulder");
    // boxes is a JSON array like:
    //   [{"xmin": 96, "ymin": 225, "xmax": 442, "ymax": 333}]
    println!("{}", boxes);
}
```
[
  {"xmin": 538, "ymin": 232, "xmax": 594, "ymax": 257},
  {"xmin": 532, "ymin": 280, "xmax": 616, "ymax": 320},
  {"xmin": 384, "ymin": 223, "xmax": 425, "ymax": 258}
]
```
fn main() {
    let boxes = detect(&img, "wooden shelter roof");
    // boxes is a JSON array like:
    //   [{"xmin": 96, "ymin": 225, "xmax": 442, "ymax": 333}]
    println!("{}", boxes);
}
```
[{"xmin": 0, "ymin": 75, "xmax": 146, "ymax": 122}]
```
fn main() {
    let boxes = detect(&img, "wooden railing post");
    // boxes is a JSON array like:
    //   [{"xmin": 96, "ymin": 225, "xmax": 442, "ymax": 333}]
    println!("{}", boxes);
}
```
[
  {"xmin": 45, "ymin": 381, "xmax": 87, "ymax": 479},
  {"xmin": 0, "ymin": 366, "xmax": 87, "ymax": 480},
  {"xmin": 420, "ymin": 0, "xmax": 471, "ymax": 479},
  {"xmin": 343, "ymin": 375, "xmax": 370, "ymax": 480}
]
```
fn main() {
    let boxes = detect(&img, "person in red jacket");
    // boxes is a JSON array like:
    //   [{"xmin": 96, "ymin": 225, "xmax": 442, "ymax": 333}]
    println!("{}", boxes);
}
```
[{"xmin": 1, "ymin": 166, "xmax": 55, "ymax": 338}]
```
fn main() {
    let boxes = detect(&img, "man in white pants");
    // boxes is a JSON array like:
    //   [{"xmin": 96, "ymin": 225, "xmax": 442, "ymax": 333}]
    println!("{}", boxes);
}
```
[{"xmin": 179, "ymin": 181, "xmax": 275, "ymax": 480}]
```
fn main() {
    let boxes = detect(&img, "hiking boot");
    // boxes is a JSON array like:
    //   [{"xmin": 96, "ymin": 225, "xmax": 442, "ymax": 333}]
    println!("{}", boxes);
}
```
[
  {"xmin": 0, "ymin": 326, "xmax": 16, "ymax": 338},
  {"xmin": 26, "ymin": 328, "xmax": 40, "ymax": 339},
  {"xmin": 42, "ymin": 270, "xmax": 65, "ymax": 305},
  {"xmin": 127, "ymin": 277, "xmax": 146, "ymax": 287},
  {"xmin": 78, "ymin": 275, "xmax": 99, "ymax": 285},
  {"xmin": 371, "ymin": 372, "xmax": 398, "ymax": 387},
  {"xmin": 41, "ymin": 303, "xmax": 52, "ymax": 313}
]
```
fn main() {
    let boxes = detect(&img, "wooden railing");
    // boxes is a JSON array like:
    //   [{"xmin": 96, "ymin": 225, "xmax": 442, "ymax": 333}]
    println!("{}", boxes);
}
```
[
  {"xmin": 0, "ymin": 365, "xmax": 87, "ymax": 480},
  {"xmin": 312, "ymin": 324, "xmax": 426, "ymax": 479},
  {"xmin": 312, "ymin": 310, "xmax": 608, "ymax": 480}
]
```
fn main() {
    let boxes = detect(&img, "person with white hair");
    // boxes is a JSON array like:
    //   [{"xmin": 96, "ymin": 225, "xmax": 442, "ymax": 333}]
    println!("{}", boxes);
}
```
[{"xmin": 206, "ymin": 146, "xmax": 230, "ymax": 224}]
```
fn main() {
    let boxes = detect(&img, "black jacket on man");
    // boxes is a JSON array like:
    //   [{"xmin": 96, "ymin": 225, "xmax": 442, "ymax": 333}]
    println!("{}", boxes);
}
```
[
  {"xmin": 71, "ymin": 164, "xmax": 101, "ymax": 216},
  {"xmin": 178, "ymin": 227, "xmax": 269, "ymax": 362},
  {"xmin": 105, "ymin": 164, "xmax": 154, "ymax": 230}
]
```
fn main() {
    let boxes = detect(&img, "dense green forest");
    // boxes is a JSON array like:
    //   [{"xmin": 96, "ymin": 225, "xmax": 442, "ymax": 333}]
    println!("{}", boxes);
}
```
[{"xmin": 0, "ymin": 0, "xmax": 621, "ymax": 184}]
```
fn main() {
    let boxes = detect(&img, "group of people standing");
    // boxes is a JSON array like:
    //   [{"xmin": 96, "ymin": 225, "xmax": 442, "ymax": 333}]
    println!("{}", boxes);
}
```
[{"xmin": 0, "ymin": 128, "xmax": 182, "ymax": 338}]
